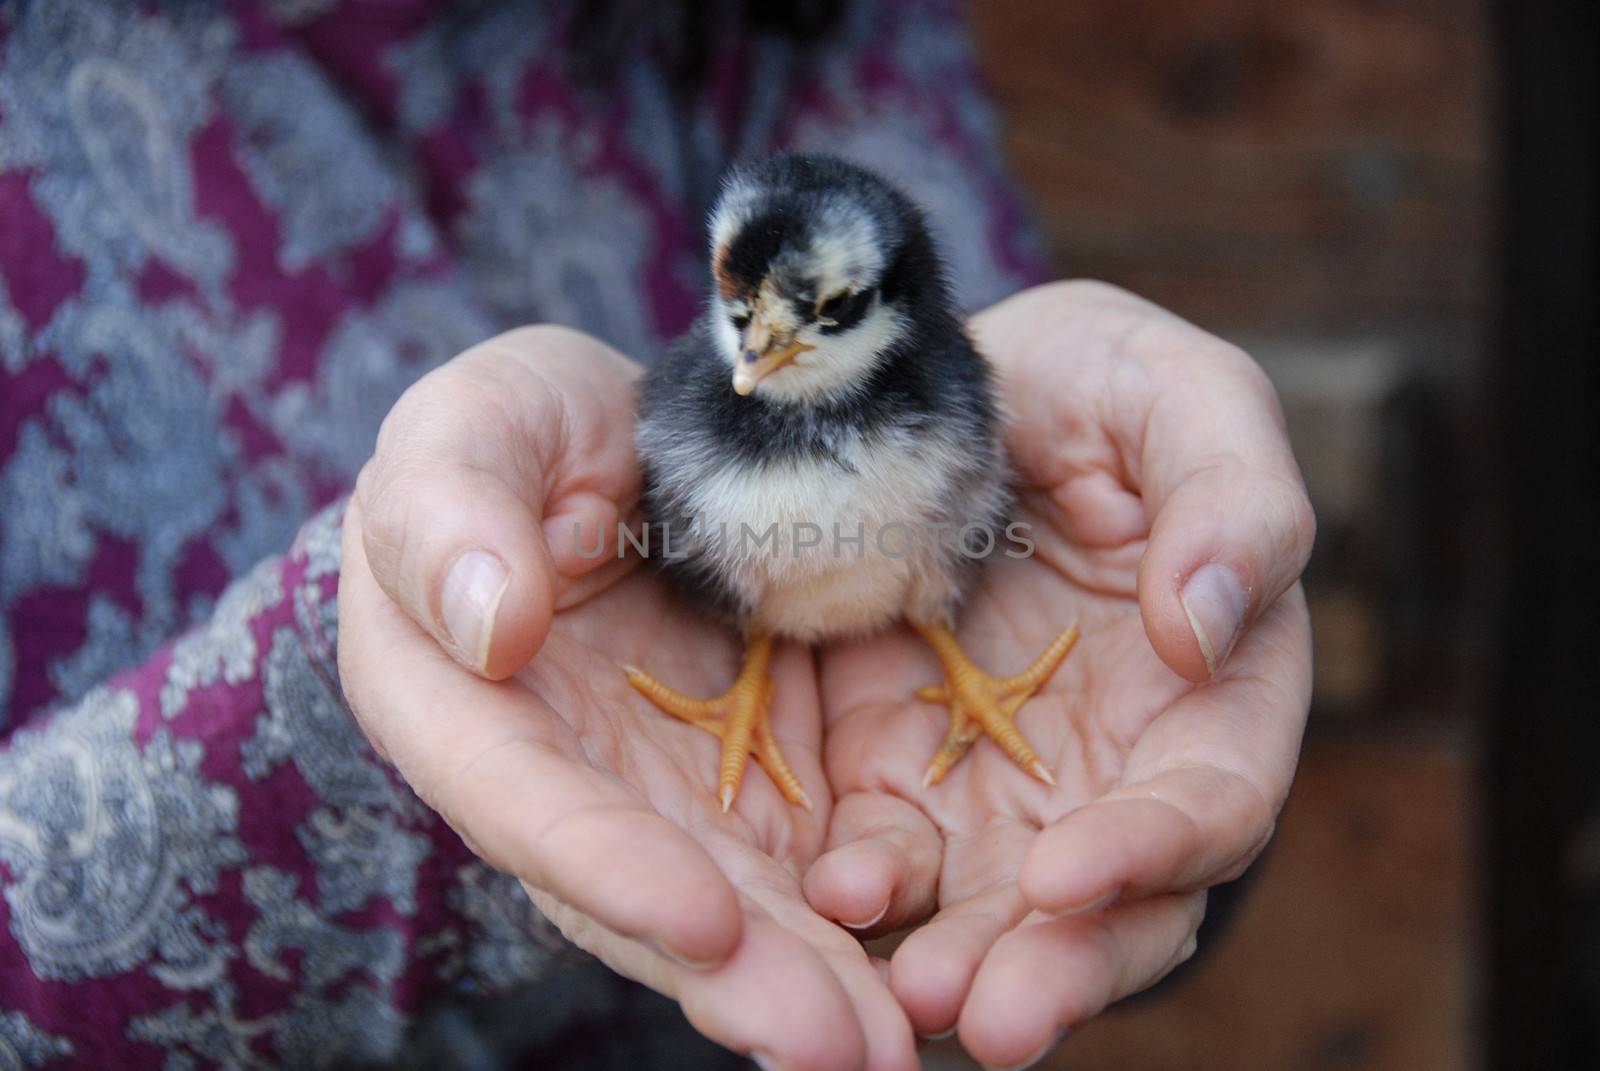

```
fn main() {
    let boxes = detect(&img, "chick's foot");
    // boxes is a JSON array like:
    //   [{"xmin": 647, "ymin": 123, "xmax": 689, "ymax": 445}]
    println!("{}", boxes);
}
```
[
  {"xmin": 624, "ymin": 633, "xmax": 812, "ymax": 812},
  {"xmin": 911, "ymin": 621, "xmax": 1080, "ymax": 788}
]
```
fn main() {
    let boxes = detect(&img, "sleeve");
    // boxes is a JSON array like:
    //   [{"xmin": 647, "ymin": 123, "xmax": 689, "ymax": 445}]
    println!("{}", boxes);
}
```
[{"xmin": 0, "ymin": 501, "xmax": 559, "ymax": 1069}]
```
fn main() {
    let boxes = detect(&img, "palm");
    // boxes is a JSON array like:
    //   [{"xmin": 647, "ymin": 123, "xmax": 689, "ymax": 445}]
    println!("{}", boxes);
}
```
[
  {"xmin": 346, "ymin": 545, "xmax": 918, "ymax": 1069},
  {"xmin": 345, "ymin": 287, "xmax": 1313, "ymax": 1070},
  {"xmin": 341, "ymin": 327, "xmax": 916, "ymax": 1069},
  {"xmin": 817, "ymin": 490, "xmax": 1304, "ymax": 925},
  {"xmin": 520, "ymin": 567, "xmax": 831, "ymax": 882},
  {"xmin": 823, "ymin": 497, "xmax": 1183, "ymax": 828},
  {"xmin": 802, "ymin": 283, "xmax": 1314, "ymax": 1061}
]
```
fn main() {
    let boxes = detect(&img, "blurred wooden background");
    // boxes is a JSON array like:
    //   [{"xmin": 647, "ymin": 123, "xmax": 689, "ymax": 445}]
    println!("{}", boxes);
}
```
[
  {"xmin": 971, "ymin": 0, "xmax": 1498, "ymax": 721},
  {"xmin": 973, "ymin": 0, "xmax": 1492, "ymax": 334},
  {"xmin": 942, "ymin": 1, "xmax": 1496, "ymax": 1069}
]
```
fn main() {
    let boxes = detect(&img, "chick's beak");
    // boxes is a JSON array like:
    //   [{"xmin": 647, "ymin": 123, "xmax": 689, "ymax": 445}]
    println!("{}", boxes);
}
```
[{"xmin": 732, "ymin": 313, "xmax": 813, "ymax": 396}]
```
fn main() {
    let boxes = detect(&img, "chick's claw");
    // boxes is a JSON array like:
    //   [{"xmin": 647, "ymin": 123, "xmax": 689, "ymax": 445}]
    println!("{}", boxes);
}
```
[
  {"xmin": 911, "ymin": 621, "xmax": 1080, "ymax": 788},
  {"xmin": 624, "ymin": 634, "xmax": 812, "ymax": 813}
]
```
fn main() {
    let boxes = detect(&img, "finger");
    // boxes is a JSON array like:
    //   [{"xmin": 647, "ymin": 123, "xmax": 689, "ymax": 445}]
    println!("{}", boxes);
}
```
[
  {"xmin": 1020, "ymin": 593, "xmax": 1310, "ymax": 913},
  {"xmin": 528, "ymin": 887, "xmax": 872, "ymax": 1071},
  {"xmin": 338, "ymin": 517, "xmax": 741, "ymax": 965},
  {"xmin": 1050, "ymin": 469, "xmax": 1149, "ymax": 548},
  {"xmin": 888, "ymin": 882, "xmax": 1031, "ymax": 1039},
  {"xmin": 958, "ymin": 894, "xmax": 1206, "ymax": 1069},
  {"xmin": 546, "ymin": 495, "xmax": 642, "ymax": 612},
  {"xmin": 1018, "ymin": 766, "xmax": 1272, "ymax": 914},
  {"xmin": 678, "ymin": 917, "xmax": 871, "ymax": 1071},
  {"xmin": 356, "ymin": 326, "xmax": 641, "ymax": 678},
  {"xmin": 355, "ymin": 460, "xmax": 561, "ymax": 680},
  {"xmin": 1134, "ymin": 335, "xmax": 1315, "ymax": 682},
  {"xmin": 803, "ymin": 791, "xmax": 942, "ymax": 934},
  {"xmin": 739, "ymin": 860, "xmax": 920, "ymax": 1071},
  {"xmin": 824, "ymin": 939, "xmax": 921, "ymax": 1071},
  {"xmin": 975, "ymin": 281, "xmax": 1315, "ymax": 681}
]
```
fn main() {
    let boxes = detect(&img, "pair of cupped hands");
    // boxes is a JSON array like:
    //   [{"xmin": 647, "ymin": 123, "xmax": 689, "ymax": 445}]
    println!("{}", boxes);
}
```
[{"xmin": 337, "ymin": 281, "xmax": 1314, "ymax": 1071}]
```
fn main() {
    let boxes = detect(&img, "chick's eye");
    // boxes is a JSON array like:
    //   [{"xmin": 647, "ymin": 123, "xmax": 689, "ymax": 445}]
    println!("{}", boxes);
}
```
[
  {"xmin": 816, "ymin": 287, "xmax": 875, "ymax": 331},
  {"xmin": 816, "ymin": 292, "xmax": 849, "ymax": 324}
]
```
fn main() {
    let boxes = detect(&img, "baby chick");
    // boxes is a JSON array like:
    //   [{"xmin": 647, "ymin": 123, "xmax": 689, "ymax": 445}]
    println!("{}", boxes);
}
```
[{"xmin": 625, "ymin": 153, "xmax": 1078, "ymax": 811}]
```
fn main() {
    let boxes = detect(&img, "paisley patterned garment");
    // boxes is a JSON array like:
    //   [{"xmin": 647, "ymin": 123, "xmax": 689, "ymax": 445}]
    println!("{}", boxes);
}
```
[{"xmin": 0, "ymin": 0, "xmax": 1047, "ymax": 1065}]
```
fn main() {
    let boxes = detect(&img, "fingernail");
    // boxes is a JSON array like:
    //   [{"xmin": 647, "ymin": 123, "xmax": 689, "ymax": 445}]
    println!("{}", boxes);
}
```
[
  {"xmin": 751, "ymin": 1052, "xmax": 782, "ymax": 1071},
  {"xmin": 841, "ymin": 901, "xmax": 889, "ymax": 932},
  {"xmin": 1180, "ymin": 563, "xmax": 1247, "ymax": 676},
  {"xmin": 441, "ymin": 550, "xmax": 509, "ymax": 671},
  {"xmin": 919, "ymin": 1026, "xmax": 958, "ymax": 1041},
  {"xmin": 982, "ymin": 1028, "xmax": 1069, "ymax": 1071}
]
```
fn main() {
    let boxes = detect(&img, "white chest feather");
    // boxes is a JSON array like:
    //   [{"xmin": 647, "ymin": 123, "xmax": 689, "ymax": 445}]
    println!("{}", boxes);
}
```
[{"xmin": 668, "ymin": 428, "xmax": 963, "ymax": 641}]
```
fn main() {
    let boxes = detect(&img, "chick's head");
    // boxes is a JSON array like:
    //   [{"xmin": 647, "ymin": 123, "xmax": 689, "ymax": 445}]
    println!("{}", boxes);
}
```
[{"xmin": 707, "ymin": 153, "xmax": 944, "ymax": 404}]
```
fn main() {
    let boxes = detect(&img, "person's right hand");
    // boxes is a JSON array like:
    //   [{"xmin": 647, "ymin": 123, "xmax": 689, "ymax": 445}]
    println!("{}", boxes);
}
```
[{"xmin": 337, "ymin": 327, "xmax": 917, "ymax": 1071}]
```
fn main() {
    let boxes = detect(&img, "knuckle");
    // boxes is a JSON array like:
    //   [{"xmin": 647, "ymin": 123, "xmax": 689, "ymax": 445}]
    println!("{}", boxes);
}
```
[
  {"xmin": 1227, "ymin": 345, "xmax": 1277, "ymax": 398},
  {"xmin": 1200, "ymin": 340, "xmax": 1290, "ymax": 424},
  {"xmin": 1222, "ymin": 790, "xmax": 1280, "ymax": 883},
  {"xmin": 355, "ymin": 465, "xmax": 425, "ymax": 593},
  {"xmin": 373, "ymin": 362, "xmax": 449, "ymax": 457},
  {"xmin": 356, "ymin": 461, "xmax": 406, "ymax": 543},
  {"xmin": 477, "ymin": 322, "xmax": 596, "ymax": 370},
  {"xmin": 1216, "ymin": 818, "xmax": 1276, "ymax": 884},
  {"xmin": 494, "ymin": 322, "xmax": 569, "ymax": 352},
  {"xmin": 351, "ymin": 459, "xmax": 379, "ymax": 515},
  {"xmin": 1263, "ymin": 468, "xmax": 1317, "ymax": 564},
  {"xmin": 1039, "ymin": 277, "xmax": 1139, "ymax": 308},
  {"xmin": 1225, "ymin": 465, "xmax": 1315, "ymax": 568},
  {"xmin": 1289, "ymin": 488, "xmax": 1318, "ymax": 559}
]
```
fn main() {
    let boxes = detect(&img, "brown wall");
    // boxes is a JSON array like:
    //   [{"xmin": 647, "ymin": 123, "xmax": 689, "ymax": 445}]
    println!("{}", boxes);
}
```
[{"xmin": 972, "ymin": 0, "xmax": 1494, "ymax": 338}]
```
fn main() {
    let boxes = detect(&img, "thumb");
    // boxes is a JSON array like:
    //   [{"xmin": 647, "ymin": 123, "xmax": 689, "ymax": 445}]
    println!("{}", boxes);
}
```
[
  {"xmin": 355, "ymin": 326, "xmax": 641, "ymax": 679},
  {"xmin": 354, "ymin": 460, "xmax": 564, "ymax": 681},
  {"xmin": 1137, "ymin": 349, "xmax": 1316, "ymax": 682}
]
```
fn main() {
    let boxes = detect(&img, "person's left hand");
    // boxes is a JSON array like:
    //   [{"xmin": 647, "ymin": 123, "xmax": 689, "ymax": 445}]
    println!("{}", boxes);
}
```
[{"xmin": 802, "ymin": 281, "xmax": 1316, "ymax": 1069}]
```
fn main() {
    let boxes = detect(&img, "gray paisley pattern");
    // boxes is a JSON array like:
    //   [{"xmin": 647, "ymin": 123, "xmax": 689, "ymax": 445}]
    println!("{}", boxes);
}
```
[
  {"xmin": 267, "ymin": 280, "xmax": 493, "ymax": 486},
  {"xmin": 2, "ymin": 538, "xmax": 550, "ymax": 1067},
  {"xmin": 0, "ymin": 1010, "xmax": 71, "ymax": 1071},
  {"xmin": 457, "ymin": 124, "xmax": 659, "ymax": 361},
  {"xmin": 159, "ymin": 558, "xmax": 285, "ymax": 719},
  {"xmin": 0, "ymin": 421, "xmax": 96, "ymax": 608},
  {"xmin": 0, "ymin": 687, "xmax": 245, "ymax": 984},
  {"xmin": 297, "ymin": 807, "xmax": 431, "ymax": 916},
  {"xmin": 46, "ymin": 597, "xmax": 143, "ymax": 706},
  {"xmin": 269, "ymin": 983, "xmax": 405, "ymax": 1070},
  {"xmin": 243, "ymin": 629, "xmax": 403, "ymax": 813},
  {"xmin": 2, "ymin": 1, "xmax": 1049, "ymax": 1064},
  {"xmin": 288, "ymin": 503, "xmax": 346, "ymax": 688},
  {"xmin": 0, "ymin": 624, "xmax": 11, "ymax": 735},
  {"xmin": 223, "ymin": 50, "xmax": 401, "ymax": 275},
  {"xmin": 431, "ymin": 863, "xmax": 558, "ymax": 994},
  {"xmin": 0, "ymin": 277, "xmax": 27, "ymax": 373},
  {"xmin": 242, "ymin": 867, "xmax": 404, "ymax": 988},
  {"xmin": 0, "ymin": 0, "xmax": 237, "ymax": 311},
  {"xmin": 0, "ymin": 0, "xmax": 473, "ymax": 720},
  {"xmin": 39, "ymin": 295, "xmax": 235, "ymax": 629}
]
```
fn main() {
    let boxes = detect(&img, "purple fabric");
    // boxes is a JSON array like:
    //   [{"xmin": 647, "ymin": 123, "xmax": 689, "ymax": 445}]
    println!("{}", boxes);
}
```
[{"xmin": 0, "ymin": 0, "xmax": 1048, "ymax": 1064}]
